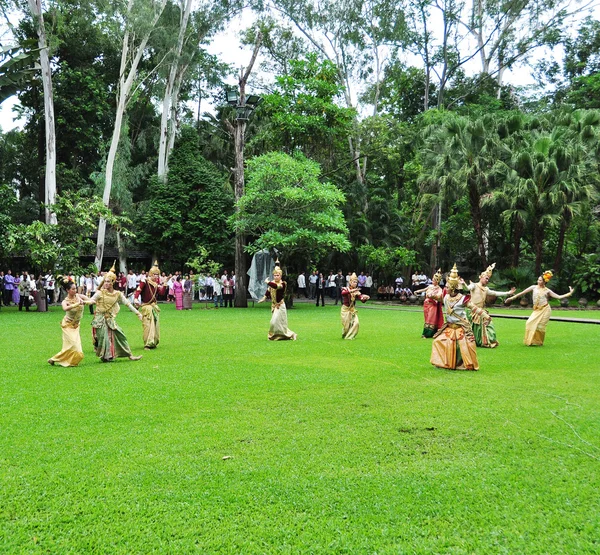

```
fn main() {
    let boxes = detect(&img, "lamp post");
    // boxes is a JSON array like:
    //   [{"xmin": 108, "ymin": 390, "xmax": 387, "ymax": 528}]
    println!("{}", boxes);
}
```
[{"xmin": 226, "ymin": 86, "xmax": 262, "ymax": 308}]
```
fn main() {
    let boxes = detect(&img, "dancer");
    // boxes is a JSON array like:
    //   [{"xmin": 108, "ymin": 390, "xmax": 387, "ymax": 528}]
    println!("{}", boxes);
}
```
[
  {"xmin": 466, "ymin": 263, "xmax": 515, "ymax": 348},
  {"xmin": 48, "ymin": 280, "xmax": 92, "ymax": 367},
  {"xmin": 90, "ymin": 263, "xmax": 143, "ymax": 362},
  {"xmin": 258, "ymin": 266, "xmax": 297, "ymax": 340},
  {"xmin": 430, "ymin": 264, "xmax": 479, "ymax": 371},
  {"xmin": 505, "ymin": 271, "xmax": 573, "ymax": 346},
  {"xmin": 340, "ymin": 272, "xmax": 370, "ymax": 339},
  {"xmin": 134, "ymin": 261, "xmax": 161, "ymax": 349},
  {"xmin": 414, "ymin": 269, "xmax": 444, "ymax": 338}
]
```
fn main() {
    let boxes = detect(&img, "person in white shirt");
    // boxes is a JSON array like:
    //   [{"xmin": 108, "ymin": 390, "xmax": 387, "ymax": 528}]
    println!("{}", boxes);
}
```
[
  {"xmin": 205, "ymin": 274, "xmax": 214, "ymax": 300},
  {"xmin": 364, "ymin": 272, "xmax": 373, "ymax": 296},
  {"xmin": 45, "ymin": 273, "xmax": 55, "ymax": 304},
  {"xmin": 308, "ymin": 271, "xmax": 318, "ymax": 299},
  {"xmin": 126, "ymin": 270, "xmax": 137, "ymax": 297},
  {"xmin": 297, "ymin": 272, "xmax": 307, "ymax": 298},
  {"xmin": 78, "ymin": 274, "xmax": 86, "ymax": 294}
]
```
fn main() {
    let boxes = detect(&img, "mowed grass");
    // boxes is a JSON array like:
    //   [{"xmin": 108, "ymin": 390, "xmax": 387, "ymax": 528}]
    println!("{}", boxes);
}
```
[{"xmin": 1, "ymin": 302, "xmax": 599, "ymax": 554}]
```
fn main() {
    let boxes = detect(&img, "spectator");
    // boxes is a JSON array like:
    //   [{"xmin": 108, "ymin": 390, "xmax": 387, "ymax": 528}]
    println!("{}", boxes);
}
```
[
  {"xmin": 297, "ymin": 271, "xmax": 307, "ymax": 298},
  {"xmin": 358, "ymin": 271, "xmax": 367, "ymax": 291},
  {"xmin": 334, "ymin": 270, "xmax": 345, "ymax": 305},
  {"xmin": 315, "ymin": 272, "xmax": 326, "ymax": 306},
  {"xmin": 364, "ymin": 272, "xmax": 373, "ymax": 296},
  {"xmin": 308, "ymin": 271, "xmax": 318, "ymax": 299}
]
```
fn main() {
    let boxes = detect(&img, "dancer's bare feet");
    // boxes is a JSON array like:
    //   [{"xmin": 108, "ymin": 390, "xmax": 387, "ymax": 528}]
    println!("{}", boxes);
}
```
[{"xmin": 129, "ymin": 355, "xmax": 142, "ymax": 361}]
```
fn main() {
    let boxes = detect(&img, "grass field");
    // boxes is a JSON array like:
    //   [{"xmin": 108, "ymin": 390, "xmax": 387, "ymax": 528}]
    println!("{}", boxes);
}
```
[{"xmin": 1, "ymin": 301, "xmax": 599, "ymax": 553}]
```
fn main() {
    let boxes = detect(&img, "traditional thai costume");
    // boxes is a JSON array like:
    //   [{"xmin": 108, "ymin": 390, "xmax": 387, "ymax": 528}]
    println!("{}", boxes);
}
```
[
  {"xmin": 417, "ymin": 270, "xmax": 444, "ymax": 338},
  {"xmin": 134, "ymin": 262, "xmax": 161, "ymax": 349},
  {"xmin": 467, "ymin": 263, "xmax": 512, "ymax": 348},
  {"xmin": 431, "ymin": 264, "xmax": 479, "ymax": 371},
  {"xmin": 341, "ymin": 277, "xmax": 369, "ymax": 339},
  {"xmin": 524, "ymin": 287, "xmax": 553, "ymax": 346},
  {"xmin": 49, "ymin": 299, "xmax": 85, "ymax": 367},
  {"xmin": 91, "ymin": 264, "xmax": 142, "ymax": 362},
  {"xmin": 264, "ymin": 271, "xmax": 296, "ymax": 341}
]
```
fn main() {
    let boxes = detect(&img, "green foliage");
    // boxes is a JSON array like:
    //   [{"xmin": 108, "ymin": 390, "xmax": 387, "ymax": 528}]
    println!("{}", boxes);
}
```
[
  {"xmin": 233, "ymin": 152, "xmax": 351, "ymax": 264},
  {"xmin": 357, "ymin": 244, "xmax": 417, "ymax": 281},
  {"xmin": 136, "ymin": 127, "xmax": 234, "ymax": 268},
  {"xmin": 248, "ymin": 54, "xmax": 356, "ymax": 173},
  {"xmin": 5, "ymin": 191, "xmax": 130, "ymax": 273},
  {"xmin": 186, "ymin": 246, "xmax": 220, "ymax": 277},
  {"xmin": 572, "ymin": 253, "xmax": 600, "ymax": 299}
]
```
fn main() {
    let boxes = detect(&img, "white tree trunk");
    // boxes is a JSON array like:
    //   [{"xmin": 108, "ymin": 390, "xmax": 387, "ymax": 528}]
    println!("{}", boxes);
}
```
[
  {"xmin": 28, "ymin": 0, "xmax": 57, "ymax": 225},
  {"xmin": 157, "ymin": 0, "xmax": 192, "ymax": 180},
  {"xmin": 94, "ymin": 0, "xmax": 167, "ymax": 271}
]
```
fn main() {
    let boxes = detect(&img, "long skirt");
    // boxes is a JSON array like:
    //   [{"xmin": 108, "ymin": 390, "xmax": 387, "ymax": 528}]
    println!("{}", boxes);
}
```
[
  {"xmin": 468, "ymin": 307, "xmax": 498, "ymax": 348},
  {"xmin": 140, "ymin": 304, "xmax": 160, "ymax": 348},
  {"xmin": 341, "ymin": 305, "xmax": 360, "ymax": 339},
  {"xmin": 268, "ymin": 304, "xmax": 296, "ymax": 340},
  {"xmin": 524, "ymin": 304, "xmax": 551, "ymax": 346},
  {"xmin": 92, "ymin": 315, "xmax": 134, "ymax": 361},
  {"xmin": 422, "ymin": 298, "xmax": 444, "ymax": 338},
  {"xmin": 431, "ymin": 323, "xmax": 479, "ymax": 370},
  {"xmin": 49, "ymin": 319, "xmax": 84, "ymax": 367},
  {"xmin": 12, "ymin": 288, "xmax": 20, "ymax": 304},
  {"xmin": 36, "ymin": 291, "xmax": 48, "ymax": 312},
  {"xmin": 174, "ymin": 290, "xmax": 183, "ymax": 310},
  {"xmin": 183, "ymin": 291, "xmax": 193, "ymax": 309}
]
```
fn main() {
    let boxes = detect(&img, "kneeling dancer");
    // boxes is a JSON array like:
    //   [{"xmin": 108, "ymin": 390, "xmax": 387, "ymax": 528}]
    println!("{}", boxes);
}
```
[{"xmin": 431, "ymin": 264, "xmax": 479, "ymax": 371}]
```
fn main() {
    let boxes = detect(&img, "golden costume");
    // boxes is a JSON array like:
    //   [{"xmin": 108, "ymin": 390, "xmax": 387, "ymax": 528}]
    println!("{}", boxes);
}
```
[
  {"xmin": 467, "ymin": 263, "xmax": 513, "ymax": 348},
  {"xmin": 91, "ymin": 264, "xmax": 142, "ymax": 361},
  {"xmin": 263, "ymin": 267, "xmax": 297, "ymax": 341},
  {"xmin": 134, "ymin": 261, "xmax": 161, "ymax": 349},
  {"xmin": 431, "ymin": 264, "xmax": 479, "ymax": 371},
  {"xmin": 49, "ymin": 301, "xmax": 85, "ymax": 367},
  {"xmin": 341, "ymin": 273, "xmax": 369, "ymax": 339}
]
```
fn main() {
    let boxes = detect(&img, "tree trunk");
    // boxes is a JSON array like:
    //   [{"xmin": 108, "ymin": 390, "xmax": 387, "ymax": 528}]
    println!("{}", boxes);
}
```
[
  {"xmin": 533, "ymin": 220, "xmax": 544, "ymax": 277},
  {"xmin": 157, "ymin": 0, "xmax": 192, "ymax": 181},
  {"xmin": 94, "ymin": 0, "xmax": 167, "ymax": 271},
  {"xmin": 28, "ymin": 0, "xmax": 56, "ymax": 225},
  {"xmin": 468, "ymin": 177, "xmax": 487, "ymax": 267},
  {"xmin": 512, "ymin": 217, "xmax": 523, "ymax": 267},
  {"xmin": 116, "ymin": 230, "xmax": 127, "ymax": 274},
  {"xmin": 233, "ymin": 119, "xmax": 248, "ymax": 308},
  {"xmin": 553, "ymin": 214, "xmax": 569, "ymax": 274}
]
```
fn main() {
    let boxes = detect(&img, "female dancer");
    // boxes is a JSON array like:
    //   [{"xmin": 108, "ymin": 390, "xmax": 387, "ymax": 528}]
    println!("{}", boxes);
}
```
[
  {"xmin": 340, "ymin": 272, "xmax": 370, "ymax": 339},
  {"xmin": 258, "ymin": 266, "xmax": 297, "ymax": 340},
  {"xmin": 505, "ymin": 271, "xmax": 573, "ymax": 346},
  {"xmin": 48, "ymin": 281, "xmax": 91, "ymax": 367},
  {"xmin": 90, "ymin": 263, "xmax": 143, "ymax": 362},
  {"xmin": 414, "ymin": 269, "xmax": 444, "ymax": 338},
  {"xmin": 430, "ymin": 264, "xmax": 479, "ymax": 371}
]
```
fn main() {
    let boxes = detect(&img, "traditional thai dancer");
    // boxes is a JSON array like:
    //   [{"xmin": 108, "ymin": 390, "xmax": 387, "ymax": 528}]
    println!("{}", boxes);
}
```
[
  {"xmin": 466, "ymin": 263, "xmax": 515, "ymax": 348},
  {"xmin": 134, "ymin": 261, "xmax": 161, "ymax": 350},
  {"xmin": 430, "ymin": 264, "xmax": 480, "ymax": 371},
  {"xmin": 505, "ymin": 271, "xmax": 573, "ymax": 346},
  {"xmin": 258, "ymin": 266, "xmax": 297, "ymax": 340},
  {"xmin": 48, "ymin": 280, "xmax": 92, "ymax": 367},
  {"xmin": 340, "ymin": 272, "xmax": 370, "ymax": 339},
  {"xmin": 414, "ymin": 269, "xmax": 444, "ymax": 338},
  {"xmin": 90, "ymin": 263, "xmax": 143, "ymax": 362}
]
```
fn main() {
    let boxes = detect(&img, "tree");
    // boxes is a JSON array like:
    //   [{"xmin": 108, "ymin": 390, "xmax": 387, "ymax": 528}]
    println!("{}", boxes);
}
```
[
  {"xmin": 232, "ymin": 152, "xmax": 351, "ymax": 266},
  {"xmin": 136, "ymin": 127, "xmax": 234, "ymax": 268},
  {"xmin": 94, "ymin": 0, "xmax": 168, "ymax": 272},
  {"xmin": 26, "ymin": 0, "xmax": 57, "ymax": 225}
]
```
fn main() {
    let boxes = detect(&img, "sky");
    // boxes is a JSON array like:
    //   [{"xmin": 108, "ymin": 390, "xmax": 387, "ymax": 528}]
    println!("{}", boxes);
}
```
[{"xmin": 1, "ymin": 4, "xmax": 598, "ymax": 132}]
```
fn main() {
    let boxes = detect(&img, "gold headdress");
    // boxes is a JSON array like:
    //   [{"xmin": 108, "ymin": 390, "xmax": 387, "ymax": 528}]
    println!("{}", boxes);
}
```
[
  {"xmin": 447, "ymin": 263, "xmax": 460, "ymax": 289},
  {"xmin": 433, "ymin": 268, "xmax": 442, "ymax": 283},
  {"xmin": 349, "ymin": 272, "xmax": 358, "ymax": 283},
  {"xmin": 273, "ymin": 266, "xmax": 282, "ymax": 276},
  {"xmin": 148, "ymin": 260, "xmax": 160, "ymax": 276},
  {"xmin": 104, "ymin": 261, "xmax": 117, "ymax": 283},
  {"xmin": 480, "ymin": 262, "xmax": 496, "ymax": 279},
  {"xmin": 542, "ymin": 270, "xmax": 553, "ymax": 283}
]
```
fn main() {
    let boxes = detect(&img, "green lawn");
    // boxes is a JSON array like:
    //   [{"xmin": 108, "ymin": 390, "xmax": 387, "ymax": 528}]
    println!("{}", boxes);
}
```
[{"xmin": 1, "ymin": 302, "xmax": 599, "ymax": 553}]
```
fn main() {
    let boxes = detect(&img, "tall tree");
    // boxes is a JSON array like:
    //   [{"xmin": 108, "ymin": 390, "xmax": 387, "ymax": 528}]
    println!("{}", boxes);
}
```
[
  {"xmin": 94, "ymin": 0, "xmax": 168, "ymax": 272},
  {"xmin": 26, "ymin": 0, "xmax": 56, "ymax": 225}
]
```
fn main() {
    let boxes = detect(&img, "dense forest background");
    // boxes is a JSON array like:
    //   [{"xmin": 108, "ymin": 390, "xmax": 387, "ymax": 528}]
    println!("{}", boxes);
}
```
[{"xmin": 1, "ymin": 0, "xmax": 599, "ymax": 298}]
